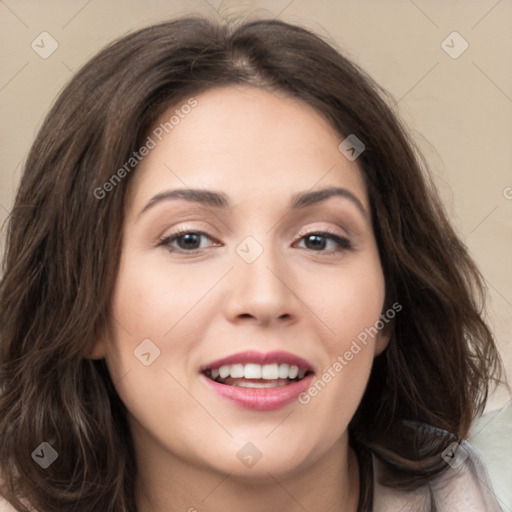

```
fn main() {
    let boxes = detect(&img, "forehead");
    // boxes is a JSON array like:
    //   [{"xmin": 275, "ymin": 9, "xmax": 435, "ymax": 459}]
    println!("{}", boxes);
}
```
[{"xmin": 128, "ymin": 85, "xmax": 368, "ymax": 211}]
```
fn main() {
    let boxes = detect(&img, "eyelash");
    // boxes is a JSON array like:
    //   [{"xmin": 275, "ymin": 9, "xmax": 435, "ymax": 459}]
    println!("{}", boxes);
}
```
[{"xmin": 157, "ymin": 228, "xmax": 353, "ymax": 255}]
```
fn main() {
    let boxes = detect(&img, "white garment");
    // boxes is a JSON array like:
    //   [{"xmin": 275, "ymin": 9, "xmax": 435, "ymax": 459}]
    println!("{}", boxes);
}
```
[
  {"xmin": 469, "ymin": 399, "xmax": 512, "ymax": 511},
  {"xmin": 373, "ymin": 440, "xmax": 503, "ymax": 511}
]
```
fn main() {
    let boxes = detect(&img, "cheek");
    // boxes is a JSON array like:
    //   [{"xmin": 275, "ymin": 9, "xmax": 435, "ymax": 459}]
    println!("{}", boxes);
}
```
[
  {"xmin": 104, "ymin": 252, "xmax": 175, "ymax": 385},
  {"xmin": 104, "ymin": 256, "xmax": 206, "ymax": 446},
  {"xmin": 109, "ymin": 249, "xmax": 221, "ymax": 339},
  {"xmin": 297, "ymin": 251, "xmax": 385, "ymax": 418},
  {"xmin": 110, "ymin": 254, "xmax": 179, "ymax": 332},
  {"xmin": 309, "ymin": 251, "xmax": 386, "ymax": 352},
  {"xmin": 104, "ymin": 250, "xmax": 225, "ymax": 400}
]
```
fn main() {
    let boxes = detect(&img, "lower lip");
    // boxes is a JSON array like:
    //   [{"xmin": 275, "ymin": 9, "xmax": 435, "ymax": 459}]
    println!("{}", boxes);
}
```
[{"xmin": 201, "ymin": 374, "xmax": 314, "ymax": 411}]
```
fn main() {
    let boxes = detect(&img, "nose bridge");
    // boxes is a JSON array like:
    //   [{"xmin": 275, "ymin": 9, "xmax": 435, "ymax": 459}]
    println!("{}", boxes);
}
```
[
  {"xmin": 236, "ymin": 234, "xmax": 285, "ymax": 295},
  {"xmin": 225, "ymin": 233, "xmax": 295, "ymax": 323}
]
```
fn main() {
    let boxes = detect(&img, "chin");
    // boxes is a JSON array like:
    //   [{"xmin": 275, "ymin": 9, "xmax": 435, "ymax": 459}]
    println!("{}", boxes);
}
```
[{"xmin": 196, "ymin": 430, "xmax": 329, "ymax": 480}]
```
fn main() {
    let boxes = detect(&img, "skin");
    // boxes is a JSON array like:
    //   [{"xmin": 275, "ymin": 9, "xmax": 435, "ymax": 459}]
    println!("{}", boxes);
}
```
[{"xmin": 92, "ymin": 85, "xmax": 390, "ymax": 512}]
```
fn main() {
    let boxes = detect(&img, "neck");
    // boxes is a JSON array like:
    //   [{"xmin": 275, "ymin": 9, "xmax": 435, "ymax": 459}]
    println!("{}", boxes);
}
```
[{"xmin": 134, "ymin": 431, "xmax": 360, "ymax": 512}]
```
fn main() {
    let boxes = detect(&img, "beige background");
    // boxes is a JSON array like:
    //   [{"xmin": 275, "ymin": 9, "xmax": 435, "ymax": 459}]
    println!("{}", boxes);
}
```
[{"xmin": 0, "ymin": 1, "xmax": 511, "ymax": 401}]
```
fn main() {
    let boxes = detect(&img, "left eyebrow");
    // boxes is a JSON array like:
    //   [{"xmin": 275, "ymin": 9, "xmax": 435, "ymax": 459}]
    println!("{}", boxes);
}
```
[
  {"xmin": 290, "ymin": 186, "xmax": 368, "ymax": 217},
  {"xmin": 138, "ymin": 186, "xmax": 367, "ymax": 218}
]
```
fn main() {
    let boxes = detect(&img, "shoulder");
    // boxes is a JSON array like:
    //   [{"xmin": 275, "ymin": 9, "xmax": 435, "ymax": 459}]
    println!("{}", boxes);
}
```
[
  {"xmin": 0, "ymin": 472, "xmax": 16, "ymax": 511},
  {"xmin": 0, "ymin": 496, "xmax": 17, "ymax": 512},
  {"xmin": 0, "ymin": 493, "xmax": 36, "ymax": 512},
  {"xmin": 469, "ymin": 400, "xmax": 512, "ymax": 511},
  {"xmin": 0, "ymin": 473, "xmax": 26, "ymax": 511},
  {"xmin": 372, "ymin": 438, "xmax": 504, "ymax": 511}
]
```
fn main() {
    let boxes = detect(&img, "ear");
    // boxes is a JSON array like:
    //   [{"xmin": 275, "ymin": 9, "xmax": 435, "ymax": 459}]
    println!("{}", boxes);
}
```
[
  {"xmin": 88, "ymin": 341, "xmax": 107, "ymax": 360},
  {"xmin": 374, "ymin": 316, "xmax": 394, "ymax": 357},
  {"xmin": 86, "ymin": 334, "xmax": 108, "ymax": 360}
]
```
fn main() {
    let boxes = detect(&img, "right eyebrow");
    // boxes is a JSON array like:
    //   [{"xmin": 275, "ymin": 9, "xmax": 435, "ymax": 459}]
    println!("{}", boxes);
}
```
[{"xmin": 138, "ymin": 189, "xmax": 230, "ymax": 217}]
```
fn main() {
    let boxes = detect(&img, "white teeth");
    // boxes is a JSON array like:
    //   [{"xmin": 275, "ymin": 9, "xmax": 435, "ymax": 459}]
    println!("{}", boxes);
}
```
[
  {"xmin": 288, "ymin": 365, "xmax": 299, "ymax": 379},
  {"xmin": 278, "ymin": 363, "xmax": 290, "ymax": 379},
  {"xmin": 230, "ymin": 364, "xmax": 244, "ymax": 378},
  {"xmin": 261, "ymin": 363, "xmax": 279, "ymax": 380},
  {"xmin": 218, "ymin": 365, "xmax": 230, "ymax": 379},
  {"xmin": 208, "ymin": 363, "xmax": 307, "ymax": 381},
  {"xmin": 244, "ymin": 364, "xmax": 261, "ymax": 379}
]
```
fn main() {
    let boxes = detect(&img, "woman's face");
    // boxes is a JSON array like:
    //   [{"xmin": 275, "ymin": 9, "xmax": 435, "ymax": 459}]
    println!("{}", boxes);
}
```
[{"xmin": 97, "ymin": 85, "xmax": 389, "ymax": 479}]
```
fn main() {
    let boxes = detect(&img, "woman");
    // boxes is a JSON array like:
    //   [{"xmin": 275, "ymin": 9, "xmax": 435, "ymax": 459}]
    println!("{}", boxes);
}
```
[{"xmin": 0, "ymin": 15, "xmax": 504, "ymax": 511}]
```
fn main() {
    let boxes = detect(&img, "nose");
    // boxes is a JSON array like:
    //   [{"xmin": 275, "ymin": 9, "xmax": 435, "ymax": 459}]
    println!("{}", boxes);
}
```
[{"xmin": 222, "ymin": 238, "xmax": 299, "ymax": 327}]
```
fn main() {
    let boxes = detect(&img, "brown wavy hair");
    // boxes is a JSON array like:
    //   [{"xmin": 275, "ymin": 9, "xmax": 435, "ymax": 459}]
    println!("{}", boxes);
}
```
[{"xmin": 0, "ymin": 15, "xmax": 503, "ymax": 512}]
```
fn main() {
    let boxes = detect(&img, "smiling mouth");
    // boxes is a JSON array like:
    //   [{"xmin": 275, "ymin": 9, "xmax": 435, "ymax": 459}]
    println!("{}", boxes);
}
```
[{"xmin": 203, "ymin": 363, "xmax": 313, "ymax": 388}]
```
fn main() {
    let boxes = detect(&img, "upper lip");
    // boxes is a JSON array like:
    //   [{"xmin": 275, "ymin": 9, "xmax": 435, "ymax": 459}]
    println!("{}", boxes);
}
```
[{"xmin": 200, "ymin": 350, "xmax": 315, "ymax": 373}]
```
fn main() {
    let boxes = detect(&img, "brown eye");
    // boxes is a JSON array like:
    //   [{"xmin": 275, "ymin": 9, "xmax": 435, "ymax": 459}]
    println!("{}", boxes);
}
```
[
  {"xmin": 158, "ymin": 231, "xmax": 219, "ymax": 253},
  {"xmin": 295, "ymin": 232, "xmax": 352, "ymax": 253}
]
